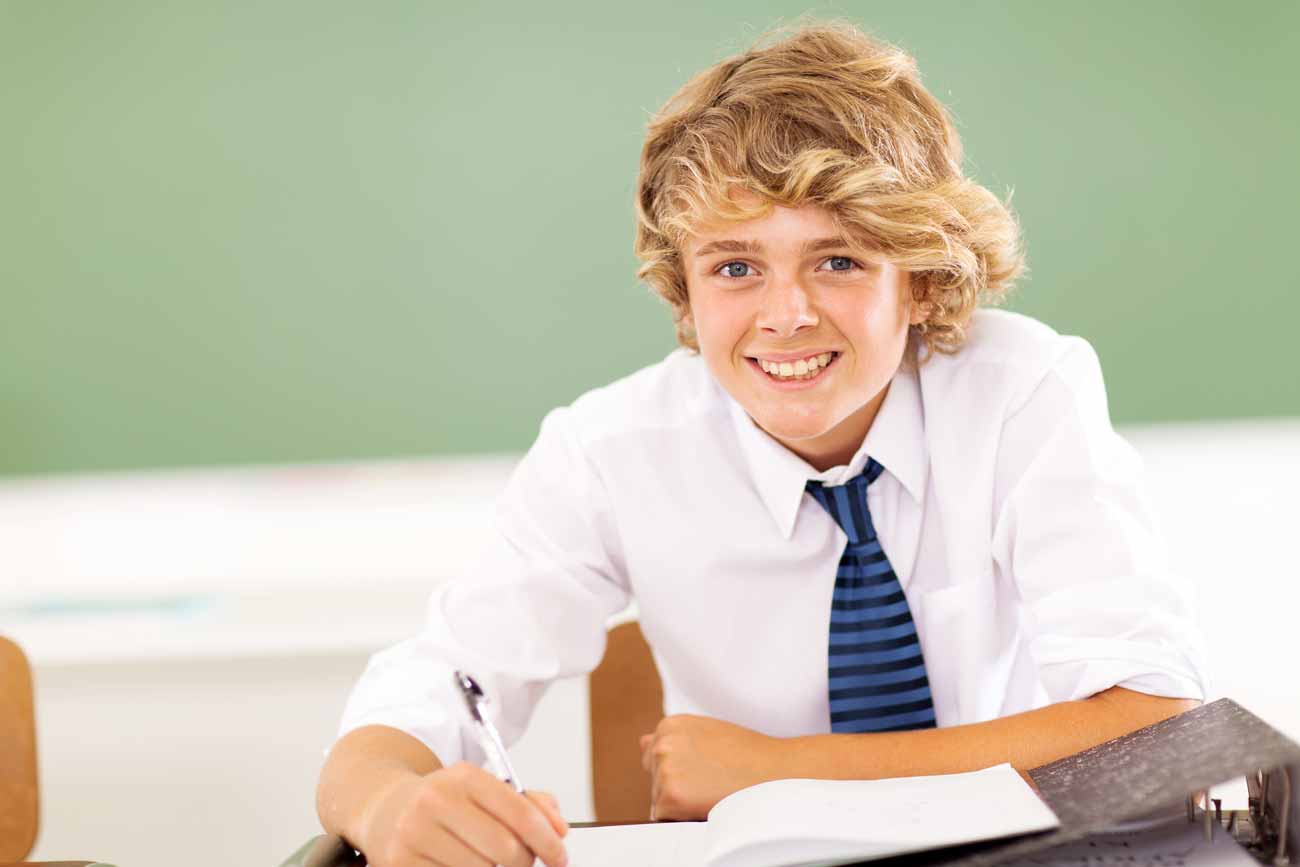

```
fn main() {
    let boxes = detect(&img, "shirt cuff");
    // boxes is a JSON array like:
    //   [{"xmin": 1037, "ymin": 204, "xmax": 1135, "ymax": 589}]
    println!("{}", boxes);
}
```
[
  {"xmin": 1033, "ymin": 635, "xmax": 1208, "ymax": 703},
  {"xmin": 333, "ymin": 637, "xmax": 485, "ymax": 769}
]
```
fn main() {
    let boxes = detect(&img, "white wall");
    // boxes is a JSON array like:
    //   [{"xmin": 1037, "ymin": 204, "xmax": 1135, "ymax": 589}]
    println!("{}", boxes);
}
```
[
  {"xmin": 1122, "ymin": 420, "xmax": 1300, "ymax": 735},
  {"xmin": 28, "ymin": 655, "xmax": 591, "ymax": 866},
  {"xmin": 4, "ymin": 420, "xmax": 1299, "ymax": 866}
]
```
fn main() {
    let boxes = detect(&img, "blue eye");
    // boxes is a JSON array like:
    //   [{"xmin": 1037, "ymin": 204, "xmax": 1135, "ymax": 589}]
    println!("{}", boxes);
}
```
[
  {"xmin": 823, "ymin": 256, "xmax": 857, "ymax": 272},
  {"xmin": 718, "ymin": 261, "xmax": 753, "ymax": 278}
]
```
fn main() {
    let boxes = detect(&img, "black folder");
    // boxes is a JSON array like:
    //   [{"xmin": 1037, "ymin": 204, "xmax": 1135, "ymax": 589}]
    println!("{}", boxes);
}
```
[{"xmin": 859, "ymin": 698, "xmax": 1300, "ymax": 867}]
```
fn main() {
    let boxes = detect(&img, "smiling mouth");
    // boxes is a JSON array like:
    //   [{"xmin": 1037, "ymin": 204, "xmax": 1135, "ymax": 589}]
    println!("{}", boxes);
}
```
[{"xmin": 747, "ymin": 351, "xmax": 841, "ymax": 382}]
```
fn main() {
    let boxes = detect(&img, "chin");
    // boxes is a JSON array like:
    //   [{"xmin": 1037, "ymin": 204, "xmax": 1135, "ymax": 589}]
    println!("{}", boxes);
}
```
[{"xmin": 750, "ymin": 412, "xmax": 834, "ymax": 442}]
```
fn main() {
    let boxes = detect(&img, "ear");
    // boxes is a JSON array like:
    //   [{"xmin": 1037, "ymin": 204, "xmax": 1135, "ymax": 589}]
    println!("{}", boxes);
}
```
[{"xmin": 903, "ymin": 273, "xmax": 930, "ymax": 327}]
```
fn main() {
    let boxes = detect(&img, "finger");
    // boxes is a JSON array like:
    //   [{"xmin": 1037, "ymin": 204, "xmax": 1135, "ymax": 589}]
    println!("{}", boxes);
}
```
[
  {"xmin": 431, "ymin": 796, "xmax": 533, "ymax": 867},
  {"xmin": 469, "ymin": 775, "xmax": 568, "ymax": 867},
  {"xmin": 640, "ymin": 736, "xmax": 656, "ymax": 773},
  {"xmin": 420, "ymin": 824, "xmax": 493, "ymax": 867},
  {"xmin": 648, "ymin": 763, "xmax": 662, "ymax": 822},
  {"xmin": 526, "ymin": 790, "xmax": 569, "ymax": 837}
]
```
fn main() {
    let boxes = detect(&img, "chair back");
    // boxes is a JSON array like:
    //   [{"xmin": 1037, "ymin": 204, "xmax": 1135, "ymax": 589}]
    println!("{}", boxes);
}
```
[
  {"xmin": 0, "ymin": 635, "xmax": 39, "ymax": 860},
  {"xmin": 588, "ymin": 620, "xmax": 663, "ymax": 822}
]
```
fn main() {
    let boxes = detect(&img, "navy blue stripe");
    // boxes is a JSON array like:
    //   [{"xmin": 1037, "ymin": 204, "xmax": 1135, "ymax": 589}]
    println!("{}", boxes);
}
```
[
  {"xmin": 833, "ymin": 573, "xmax": 899, "ymax": 594},
  {"xmin": 837, "ymin": 486, "xmax": 857, "ymax": 545},
  {"xmin": 827, "ymin": 609, "xmax": 914, "ymax": 634},
  {"xmin": 840, "ymin": 548, "xmax": 888, "ymax": 565},
  {"xmin": 872, "ymin": 715, "xmax": 939, "ymax": 732},
  {"xmin": 832, "ymin": 589, "xmax": 906, "ymax": 610},
  {"xmin": 829, "ymin": 624, "xmax": 917, "ymax": 644},
  {"xmin": 864, "ymin": 458, "xmax": 884, "ymax": 484},
  {"xmin": 829, "ymin": 675, "xmax": 931, "ymax": 701},
  {"xmin": 828, "ymin": 651, "xmax": 925, "ymax": 677},
  {"xmin": 840, "ymin": 558, "xmax": 893, "ymax": 577},
  {"xmin": 820, "ymin": 486, "xmax": 843, "ymax": 528},
  {"xmin": 826, "ymin": 597, "xmax": 909, "ymax": 616},
  {"xmin": 829, "ymin": 664, "xmax": 929, "ymax": 692},
  {"xmin": 831, "ymin": 697, "xmax": 937, "ymax": 724},
  {"xmin": 825, "ymin": 634, "xmax": 920, "ymax": 656},
  {"xmin": 830, "ymin": 685, "xmax": 933, "ymax": 712},
  {"xmin": 842, "ymin": 540, "xmax": 884, "ymax": 556},
  {"xmin": 834, "ymin": 707, "xmax": 936, "ymax": 733},
  {"xmin": 846, "ymin": 481, "xmax": 871, "ymax": 542},
  {"xmin": 828, "ymin": 597, "xmax": 912, "ymax": 627}
]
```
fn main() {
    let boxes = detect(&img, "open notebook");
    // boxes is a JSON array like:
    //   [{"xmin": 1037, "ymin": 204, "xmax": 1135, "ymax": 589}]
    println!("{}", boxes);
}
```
[{"xmin": 565, "ymin": 764, "xmax": 1059, "ymax": 867}]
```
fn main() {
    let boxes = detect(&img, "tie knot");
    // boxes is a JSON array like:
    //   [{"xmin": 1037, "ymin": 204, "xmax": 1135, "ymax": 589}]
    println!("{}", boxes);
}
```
[
  {"xmin": 804, "ymin": 458, "xmax": 885, "ymax": 546},
  {"xmin": 805, "ymin": 457, "xmax": 885, "ymax": 495}
]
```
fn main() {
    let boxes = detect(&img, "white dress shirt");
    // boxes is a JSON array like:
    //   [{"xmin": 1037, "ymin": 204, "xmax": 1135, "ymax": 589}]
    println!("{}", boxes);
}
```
[{"xmin": 337, "ymin": 309, "xmax": 1207, "ymax": 766}]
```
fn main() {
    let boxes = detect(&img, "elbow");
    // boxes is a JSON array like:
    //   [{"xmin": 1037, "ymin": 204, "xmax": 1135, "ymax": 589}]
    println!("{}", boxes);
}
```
[{"xmin": 1091, "ymin": 685, "xmax": 1199, "ymax": 732}]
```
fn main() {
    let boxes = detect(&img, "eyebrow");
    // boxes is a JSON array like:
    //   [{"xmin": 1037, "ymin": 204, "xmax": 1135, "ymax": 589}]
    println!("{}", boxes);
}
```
[{"xmin": 691, "ymin": 236, "xmax": 857, "ymax": 259}]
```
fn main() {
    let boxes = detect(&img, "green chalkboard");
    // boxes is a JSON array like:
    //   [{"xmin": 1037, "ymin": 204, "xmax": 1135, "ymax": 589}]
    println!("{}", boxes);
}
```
[{"xmin": 2, "ymin": 1, "xmax": 1296, "ymax": 477}]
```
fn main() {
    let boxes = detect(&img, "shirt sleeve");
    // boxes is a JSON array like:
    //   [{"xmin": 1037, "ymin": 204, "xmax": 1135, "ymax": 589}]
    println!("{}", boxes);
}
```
[
  {"xmin": 990, "ymin": 337, "xmax": 1208, "ymax": 704},
  {"xmin": 334, "ymin": 404, "xmax": 633, "ymax": 765}
]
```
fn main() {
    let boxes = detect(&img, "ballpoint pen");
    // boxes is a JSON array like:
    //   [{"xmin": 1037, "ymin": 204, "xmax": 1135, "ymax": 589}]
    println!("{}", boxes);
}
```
[{"xmin": 453, "ymin": 669, "xmax": 525, "ymax": 793}]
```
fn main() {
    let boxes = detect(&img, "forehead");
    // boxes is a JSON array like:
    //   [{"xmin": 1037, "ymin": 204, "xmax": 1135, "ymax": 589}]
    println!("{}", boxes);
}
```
[{"xmin": 683, "ymin": 201, "xmax": 842, "ymax": 258}]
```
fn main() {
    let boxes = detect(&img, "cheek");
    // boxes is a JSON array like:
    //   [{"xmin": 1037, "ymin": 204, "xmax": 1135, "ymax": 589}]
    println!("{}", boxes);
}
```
[
  {"xmin": 690, "ymin": 297, "xmax": 746, "ymax": 353},
  {"xmin": 855, "ymin": 289, "xmax": 908, "ymax": 334}
]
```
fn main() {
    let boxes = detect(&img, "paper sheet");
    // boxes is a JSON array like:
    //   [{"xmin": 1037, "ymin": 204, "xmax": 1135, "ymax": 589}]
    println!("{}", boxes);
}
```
[
  {"xmin": 705, "ymin": 763, "xmax": 1058, "ymax": 867},
  {"xmin": 564, "ymin": 822, "xmax": 710, "ymax": 867},
  {"xmin": 563, "ymin": 764, "xmax": 1058, "ymax": 867}
]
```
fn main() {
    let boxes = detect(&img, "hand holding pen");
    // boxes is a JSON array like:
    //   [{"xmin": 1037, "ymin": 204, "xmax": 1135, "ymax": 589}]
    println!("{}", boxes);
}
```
[{"xmin": 352, "ymin": 671, "xmax": 569, "ymax": 867}]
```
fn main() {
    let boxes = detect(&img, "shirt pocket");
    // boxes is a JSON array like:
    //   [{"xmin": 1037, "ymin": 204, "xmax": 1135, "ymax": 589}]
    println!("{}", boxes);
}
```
[{"xmin": 912, "ymin": 576, "xmax": 1001, "ymax": 727}]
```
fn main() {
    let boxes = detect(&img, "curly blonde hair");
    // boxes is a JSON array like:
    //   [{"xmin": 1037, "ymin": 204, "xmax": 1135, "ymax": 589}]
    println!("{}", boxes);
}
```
[{"xmin": 634, "ymin": 19, "xmax": 1026, "ymax": 362}]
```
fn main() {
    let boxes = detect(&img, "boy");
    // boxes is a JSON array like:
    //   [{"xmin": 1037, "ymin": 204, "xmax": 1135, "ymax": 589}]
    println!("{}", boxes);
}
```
[{"xmin": 316, "ymin": 21, "xmax": 1206, "ymax": 867}]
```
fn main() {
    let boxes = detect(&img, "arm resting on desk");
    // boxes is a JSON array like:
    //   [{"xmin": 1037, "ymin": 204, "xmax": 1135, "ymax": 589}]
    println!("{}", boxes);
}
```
[
  {"xmin": 317, "ymin": 724, "xmax": 443, "ymax": 853},
  {"xmin": 642, "ymin": 686, "xmax": 1199, "ymax": 820}
]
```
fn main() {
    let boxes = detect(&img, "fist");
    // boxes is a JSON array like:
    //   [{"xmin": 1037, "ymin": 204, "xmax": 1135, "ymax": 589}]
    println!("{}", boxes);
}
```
[{"xmin": 639, "ymin": 715, "xmax": 787, "ymax": 821}]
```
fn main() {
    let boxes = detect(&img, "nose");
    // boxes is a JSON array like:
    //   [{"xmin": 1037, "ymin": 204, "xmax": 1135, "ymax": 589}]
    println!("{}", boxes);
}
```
[{"xmin": 755, "ymin": 277, "xmax": 818, "ymax": 339}]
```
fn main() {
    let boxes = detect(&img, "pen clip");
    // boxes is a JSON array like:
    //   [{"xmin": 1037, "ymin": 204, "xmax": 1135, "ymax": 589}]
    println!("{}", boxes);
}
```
[
  {"xmin": 454, "ymin": 669, "xmax": 487, "ymax": 724},
  {"xmin": 452, "ymin": 669, "xmax": 525, "ymax": 794}
]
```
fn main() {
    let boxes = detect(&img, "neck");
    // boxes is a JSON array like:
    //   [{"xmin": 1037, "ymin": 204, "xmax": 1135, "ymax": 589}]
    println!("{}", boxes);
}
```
[{"xmin": 776, "ymin": 381, "xmax": 891, "ymax": 472}]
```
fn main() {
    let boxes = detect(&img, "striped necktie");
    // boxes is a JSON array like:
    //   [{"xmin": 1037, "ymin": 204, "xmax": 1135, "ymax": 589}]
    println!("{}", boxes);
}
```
[{"xmin": 805, "ymin": 458, "xmax": 937, "ymax": 733}]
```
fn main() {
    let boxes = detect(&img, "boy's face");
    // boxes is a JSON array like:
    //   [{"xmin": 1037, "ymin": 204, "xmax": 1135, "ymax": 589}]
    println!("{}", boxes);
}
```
[{"xmin": 682, "ymin": 197, "xmax": 924, "ymax": 471}]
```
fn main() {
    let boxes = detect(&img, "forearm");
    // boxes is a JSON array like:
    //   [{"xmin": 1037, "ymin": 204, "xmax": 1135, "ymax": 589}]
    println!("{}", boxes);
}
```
[
  {"xmin": 316, "ymin": 724, "xmax": 444, "ymax": 849},
  {"xmin": 784, "ymin": 687, "xmax": 1199, "ymax": 781}
]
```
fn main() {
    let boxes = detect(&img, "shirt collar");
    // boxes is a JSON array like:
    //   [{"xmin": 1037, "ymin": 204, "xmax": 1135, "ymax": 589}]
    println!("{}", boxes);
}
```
[{"xmin": 724, "ymin": 358, "xmax": 928, "ymax": 540}]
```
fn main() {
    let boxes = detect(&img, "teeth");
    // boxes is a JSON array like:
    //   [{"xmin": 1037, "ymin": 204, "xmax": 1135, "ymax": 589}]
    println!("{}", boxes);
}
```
[{"xmin": 757, "ymin": 352, "xmax": 835, "ymax": 380}]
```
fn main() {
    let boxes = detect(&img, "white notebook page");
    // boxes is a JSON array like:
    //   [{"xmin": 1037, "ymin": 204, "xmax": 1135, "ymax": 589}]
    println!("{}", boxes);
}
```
[
  {"xmin": 565, "ymin": 821, "xmax": 710, "ymax": 867},
  {"xmin": 705, "ymin": 764, "xmax": 1059, "ymax": 867},
  {"xmin": 565, "ymin": 763, "xmax": 1058, "ymax": 867}
]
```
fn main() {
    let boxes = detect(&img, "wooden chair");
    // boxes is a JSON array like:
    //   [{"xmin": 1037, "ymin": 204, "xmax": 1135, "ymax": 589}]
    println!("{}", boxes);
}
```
[
  {"xmin": 282, "ymin": 620, "xmax": 665, "ymax": 867},
  {"xmin": 0, "ymin": 636, "xmax": 113, "ymax": 867},
  {"xmin": 0, "ymin": 636, "xmax": 40, "ymax": 864},
  {"xmin": 588, "ymin": 619, "xmax": 664, "ymax": 821}
]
